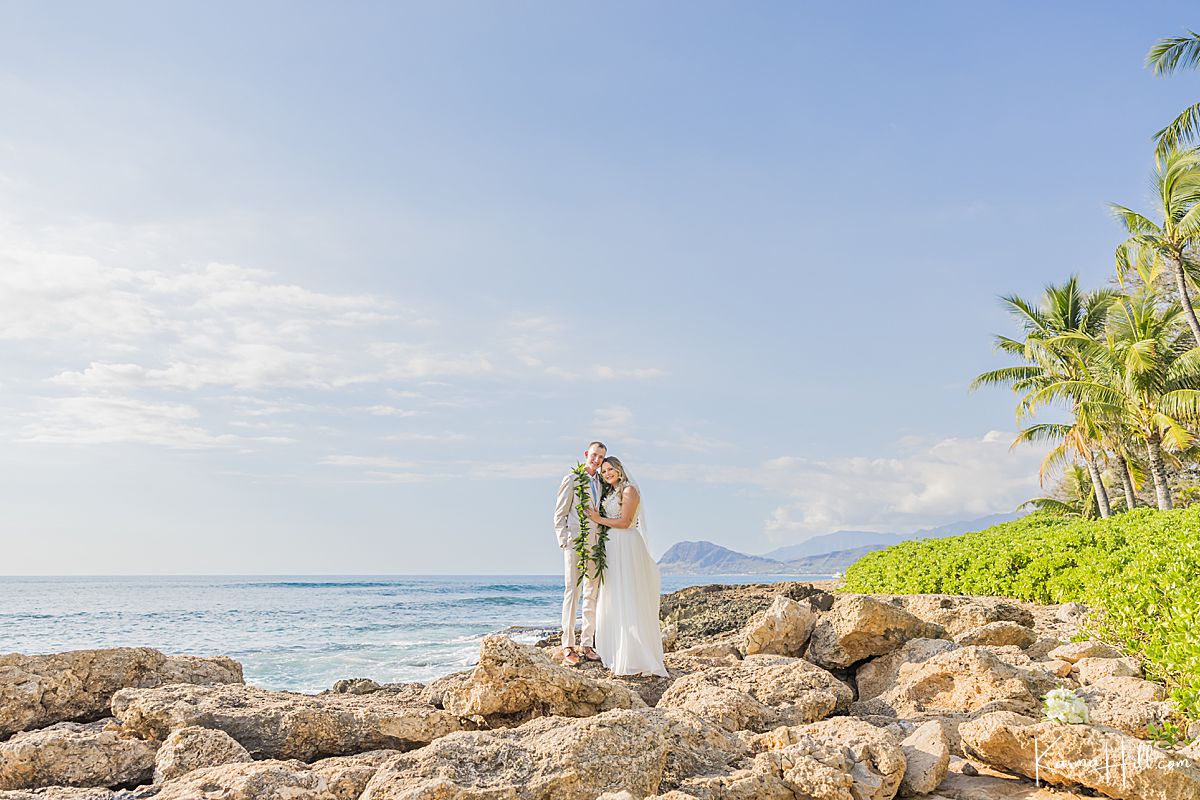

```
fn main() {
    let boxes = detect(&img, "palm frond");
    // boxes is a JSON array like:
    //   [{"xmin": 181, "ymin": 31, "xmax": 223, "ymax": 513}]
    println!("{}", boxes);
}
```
[
  {"xmin": 1017, "ymin": 497, "xmax": 1079, "ymax": 516},
  {"xmin": 1148, "ymin": 31, "xmax": 1200, "ymax": 75},
  {"xmin": 1157, "ymin": 103, "xmax": 1200, "ymax": 157}
]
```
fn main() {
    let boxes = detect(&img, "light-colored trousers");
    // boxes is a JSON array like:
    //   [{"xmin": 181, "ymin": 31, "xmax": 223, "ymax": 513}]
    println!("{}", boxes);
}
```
[{"xmin": 562, "ymin": 547, "xmax": 601, "ymax": 649}]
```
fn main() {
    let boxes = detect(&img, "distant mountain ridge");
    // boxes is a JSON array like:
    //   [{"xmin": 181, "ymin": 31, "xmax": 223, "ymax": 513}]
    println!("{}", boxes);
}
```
[{"xmin": 657, "ymin": 513, "xmax": 1022, "ymax": 575}]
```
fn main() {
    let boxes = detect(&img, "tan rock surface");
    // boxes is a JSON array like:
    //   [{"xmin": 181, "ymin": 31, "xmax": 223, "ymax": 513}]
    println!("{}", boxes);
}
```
[
  {"xmin": 853, "ymin": 646, "xmax": 1057, "ymax": 718},
  {"xmin": 0, "ymin": 789, "xmax": 117, "ymax": 799},
  {"xmin": 1073, "ymin": 655, "xmax": 1140, "ymax": 684},
  {"xmin": 153, "ymin": 760, "xmax": 342, "ymax": 800},
  {"xmin": 1046, "ymin": 640, "xmax": 1124, "ymax": 663},
  {"xmin": 855, "ymin": 638, "xmax": 959, "ymax": 702},
  {"xmin": 899, "ymin": 719, "xmax": 951, "ymax": 795},
  {"xmin": 0, "ymin": 721, "xmax": 156, "ymax": 791},
  {"xmin": 959, "ymin": 710, "xmax": 1200, "ymax": 800},
  {"xmin": 1077, "ymin": 678, "xmax": 1175, "ymax": 739},
  {"xmin": 883, "ymin": 595, "xmax": 1036, "ymax": 637},
  {"xmin": 754, "ymin": 717, "xmax": 907, "ymax": 800},
  {"xmin": 153, "ymin": 725, "xmax": 251, "ymax": 782},
  {"xmin": 657, "ymin": 655, "xmax": 851, "ymax": 732},
  {"xmin": 311, "ymin": 751, "xmax": 402, "ymax": 800},
  {"xmin": 111, "ymin": 683, "xmax": 462, "ymax": 761},
  {"xmin": 440, "ymin": 635, "xmax": 644, "ymax": 721},
  {"xmin": 807, "ymin": 595, "xmax": 946, "ymax": 669},
  {"xmin": 954, "ymin": 621, "xmax": 1038, "ymax": 649},
  {"xmin": 741, "ymin": 596, "xmax": 817, "ymax": 657},
  {"xmin": 0, "ymin": 648, "xmax": 242, "ymax": 737},
  {"xmin": 360, "ymin": 708, "xmax": 669, "ymax": 800}
]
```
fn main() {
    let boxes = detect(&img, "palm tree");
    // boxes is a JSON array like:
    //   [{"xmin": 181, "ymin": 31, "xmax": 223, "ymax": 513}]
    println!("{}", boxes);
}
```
[
  {"xmin": 1147, "ymin": 32, "xmax": 1200, "ymax": 155},
  {"xmin": 972, "ymin": 277, "xmax": 1120, "ymax": 516},
  {"xmin": 1043, "ymin": 293, "xmax": 1200, "ymax": 510},
  {"xmin": 1019, "ymin": 464, "xmax": 1102, "ymax": 519},
  {"xmin": 1111, "ymin": 148, "xmax": 1200, "ymax": 346}
]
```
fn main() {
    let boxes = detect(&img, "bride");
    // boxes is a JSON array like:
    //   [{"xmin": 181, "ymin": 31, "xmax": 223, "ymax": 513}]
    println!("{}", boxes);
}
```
[{"xmin": 585, "ymin": 456, "xmax": 668, "ymax": 677}]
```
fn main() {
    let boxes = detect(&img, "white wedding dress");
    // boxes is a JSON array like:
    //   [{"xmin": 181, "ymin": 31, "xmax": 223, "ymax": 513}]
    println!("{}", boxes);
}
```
[{"xmin": 594, "ymin": 487, "xmax": 668, "ymax": 677}]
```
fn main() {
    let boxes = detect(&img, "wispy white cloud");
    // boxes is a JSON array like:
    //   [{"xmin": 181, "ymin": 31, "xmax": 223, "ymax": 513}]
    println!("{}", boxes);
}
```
[
  {"xmin": 320, "ymin": 455, "xmax": 415, "ymax": 468},
  {"xmin": 753, "ymin": 431, "xmax": 1044, "ymax": 540},
  {"xmin": 364, "ymin": 405, "xmax": 419, "ymax": 417},
  {"xmin": 592, "ymin": 406, "xmax": 634, "ymax": 430},
  {"xmin": 19, "ymin": 395, "xmax": 294, "ymax": 449}
]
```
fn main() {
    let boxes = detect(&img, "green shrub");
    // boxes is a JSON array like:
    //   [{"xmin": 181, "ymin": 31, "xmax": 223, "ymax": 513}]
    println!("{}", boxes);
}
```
[{"xmin": 841, "ymin": 506, "xmax": 1200, "ymax": 718}]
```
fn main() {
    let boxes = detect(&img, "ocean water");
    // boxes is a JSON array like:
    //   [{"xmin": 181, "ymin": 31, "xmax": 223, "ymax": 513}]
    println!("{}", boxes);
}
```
[{"xmin": 0, "ymin": 574, "xmax": 826, "ymax": 693}]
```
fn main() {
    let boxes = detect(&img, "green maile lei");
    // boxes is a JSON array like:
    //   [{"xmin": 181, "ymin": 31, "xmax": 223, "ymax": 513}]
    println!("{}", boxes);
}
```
[{"xmin": 570, "ymin": 462, "xmax": 610, "ymax": 585}]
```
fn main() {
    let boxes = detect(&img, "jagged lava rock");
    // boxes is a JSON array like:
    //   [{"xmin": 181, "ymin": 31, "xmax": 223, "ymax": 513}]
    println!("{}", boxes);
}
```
[
  {"xmin": 0, "ymin": 648, "xmax": 242, "ymax": 737},
  {"xmin": 0, "ymin": 720, "xmax": 155, "ymax": 791},
  {"xmin": 659, "ymin": 583, "xmax": 833, "ymax": 650},
  {"xmin": 111, "ymin": 683, "xmax": 462, "ymax": 761}
]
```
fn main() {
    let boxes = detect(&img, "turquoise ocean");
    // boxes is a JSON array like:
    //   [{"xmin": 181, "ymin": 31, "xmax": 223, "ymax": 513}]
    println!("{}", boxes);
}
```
[{"xmin": 0, "ymin": 574, "xmax": 826, "ymax": 692}]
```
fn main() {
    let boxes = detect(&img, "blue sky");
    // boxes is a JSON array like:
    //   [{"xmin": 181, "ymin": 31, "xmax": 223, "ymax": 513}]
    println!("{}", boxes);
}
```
[{"xmin": 2, "ymin": 2, "xmax": 1197, "ymax": 574}]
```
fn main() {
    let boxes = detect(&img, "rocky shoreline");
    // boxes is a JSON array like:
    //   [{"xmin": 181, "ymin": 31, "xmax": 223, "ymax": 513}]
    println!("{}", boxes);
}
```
[{"xmin": 1, "ymin": 581, "xmax": 1196, "ymax": 799}]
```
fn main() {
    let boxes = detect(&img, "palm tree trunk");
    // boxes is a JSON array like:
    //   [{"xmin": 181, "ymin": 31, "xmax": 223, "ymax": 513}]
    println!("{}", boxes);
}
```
[
  {"xmin": 1118, "ymin": 454, "xmax": 1138, "ymax": 511},
  {"xmin": 1085, "ymin": 455, "xmax": 1112, "ymax": 518},
  {"xmin": 1146, "ymin": 432, "xmax": 1174, "ymax": 510},
  {"xmin": 1172, "ymin": 254, "xmax": 1200, "ymax": 346}
]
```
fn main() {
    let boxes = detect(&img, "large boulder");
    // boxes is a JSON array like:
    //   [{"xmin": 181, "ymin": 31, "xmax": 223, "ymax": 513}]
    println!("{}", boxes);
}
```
[
  {"xmin": 153, "ymin": 725, "xmax": 252, "ymax": 782},
  {"xmin": 0, "ymin": 648, "xmax": 242, "ymax": 737},
  {"xmin": 854, "ymin": 638, "xmax": 958, "ymax": 702},
  {"xmin": 1074, "ymin": 655, "xmax": 1140, "ymax": 684},
  {"xmin": 806, "ymin": 596, "xmax": 945, "ymax": 670},
  {"xmin": 741, "ymin": 596, "xmax": 817, "ymax": 657},
  {"xmin": 959, "ymin": 710, "xmax": 1200, "ymax": 800},
  {"xmin": 752, "ymin": 718, "xmax": 906, "ymax": 800},
  {"xmin": 1077, "ymin": 677, "xmax": 1176, "ymax": 739},
  {"xmin": 154, "ymin": 760, "xmax": 341, "ymax": 800},
  {"xmin": 440, "ymin": 636, "xmax": 644, "ymax": 721},
  {"xmin": 853, "ymin": 646, "xmax": 1057, "ymax": 718},
  {"xmin": 898, "ymin": 720, "xmax": 950, "ymax": 795},
  {"xmin": 1047, "ymin": 640, "xmax": 1124, "ymax": 663},
  {"xmin": 111, "ymin": 683, "xmax": 462, "ymax": 761},
  {"xmin": 953, "ymin": 621, "xmax": 1038, "ymax": 649},
  {"xmin": 657, "ymin": 655, "xmax": 852, "ymax": 732},
  {"xmin": 0, "ymin": 720, "xmax": 156, "ymax": 790},
  {"xmin": 884, "ymin": 595, "xmax": 1035, "ymax": 637},
  {"xmin": 360, "ymin": 709, "xmax": 670, "ymax": 800}
]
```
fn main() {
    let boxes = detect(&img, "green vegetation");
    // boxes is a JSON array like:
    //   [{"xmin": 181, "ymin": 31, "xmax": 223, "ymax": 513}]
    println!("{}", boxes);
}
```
[{"xmin": 841, "ymin": 508, "xmax": 1200, "ymax": 719}]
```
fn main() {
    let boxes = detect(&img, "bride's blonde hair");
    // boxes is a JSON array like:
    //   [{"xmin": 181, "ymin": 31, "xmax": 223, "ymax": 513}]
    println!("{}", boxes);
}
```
[{"xmin": 602, "ymin": 456, "xmax": 632, "ymax": 496}]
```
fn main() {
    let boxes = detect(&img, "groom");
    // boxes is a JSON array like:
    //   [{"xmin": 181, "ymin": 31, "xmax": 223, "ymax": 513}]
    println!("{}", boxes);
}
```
[{"xmin": 553, "ymin": 440, "xmax": 606, "ymax": 666}]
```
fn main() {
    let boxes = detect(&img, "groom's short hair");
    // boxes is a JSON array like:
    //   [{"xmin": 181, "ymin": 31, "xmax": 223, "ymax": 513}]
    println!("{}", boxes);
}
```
[{"xmin": 588, "ymin": 440, "xmax": 607, "ymax": 452}]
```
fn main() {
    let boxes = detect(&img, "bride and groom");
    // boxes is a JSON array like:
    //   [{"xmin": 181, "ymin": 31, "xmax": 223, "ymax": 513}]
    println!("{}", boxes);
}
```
[{"xmin": 553, "ymin": 440, "xmax": 668, "ymax": 677}]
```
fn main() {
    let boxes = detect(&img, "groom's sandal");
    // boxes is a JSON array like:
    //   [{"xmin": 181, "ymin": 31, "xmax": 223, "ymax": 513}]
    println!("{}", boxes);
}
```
[
  {"xmin": 580, "ymin": 646, "xmax": 602, "ymax": 662},
  {"xmin": 560, "ymin": 647, "xmax": 583, "ymax": 667}
]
